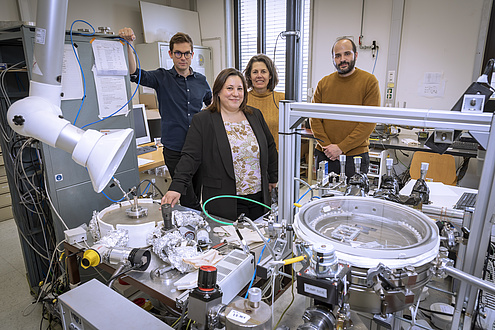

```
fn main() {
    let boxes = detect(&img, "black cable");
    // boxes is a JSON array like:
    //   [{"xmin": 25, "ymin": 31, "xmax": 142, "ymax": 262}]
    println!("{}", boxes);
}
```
[
  {"xmin": 271, "ymin": 90, "xmax": 279, "ymax": 109},
  {"xmin": 175, "ymin": 300, "xmax": 188, "ymax": 329},
  {"xmin": 279, "ymin": 130, "xmax": 323, "ymax": 142},
  {"xmin": 456, "ymin": 157, "xmax": 470, "ymax": 183},
  {"xmin": 138, "ymin": 178, "xmax": 164, "ymax": 197},
  {"xmin": 273, "ymin": 32, "xmax": 284, "ymax": 65},
  {"xmin": 106, "ymin": 264, "xmax": 140, "ymax": 285},
  {"xmin": 418, "ymin": 306, "xmax": 453, "ymax": 317},
  {"xmin": 1, "ymin": 71, "xmax": 58, "ymax": 295}
]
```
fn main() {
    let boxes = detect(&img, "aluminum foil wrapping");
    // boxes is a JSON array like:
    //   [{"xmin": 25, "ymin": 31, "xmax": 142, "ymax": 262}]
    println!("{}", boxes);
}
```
[
  {"xmin": 147, "ymin": 223, "xmax": 165, "ymax": 246},
  {"xmin": 173, "ymin": 210, "xmax": 204, "ymax": 228},
  {"xmin": 88, "ymin": 211, "xmax": 101, "ymax": 242},
  {"xmin": 148, "ymin": 228, "xmax": 199, "ymax": 273},
  {"xmin": 98, "ymin": 229, "xmax": 129, "ymax": 247},
  {"xmin": 168, "ymin": 246, "xmax": 200, "ymax": 273}
]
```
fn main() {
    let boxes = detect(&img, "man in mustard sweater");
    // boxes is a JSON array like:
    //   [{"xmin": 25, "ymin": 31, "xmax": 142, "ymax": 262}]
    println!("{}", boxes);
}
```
[{"xmin": 310, "ymin": 37, "xmax": 380, "ymax": 179}]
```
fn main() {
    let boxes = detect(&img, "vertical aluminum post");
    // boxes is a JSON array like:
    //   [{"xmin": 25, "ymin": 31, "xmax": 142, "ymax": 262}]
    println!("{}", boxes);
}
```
[
  {"xmin": 278, "ymin": 101, "xmax": 297, "ymax": 224},
  {"xmin": 285, "ymin": 0, "xmax": 302, "ymax": 101},
  {"xmin": 452, "ymin": 114, "xmax": 495, "ymax": 329}
]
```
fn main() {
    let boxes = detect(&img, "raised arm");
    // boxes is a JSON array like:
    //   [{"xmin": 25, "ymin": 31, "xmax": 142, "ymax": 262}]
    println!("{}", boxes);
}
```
[{"xmin": 118, "ymin": 27, "xmax": 137, "ymax": 74}]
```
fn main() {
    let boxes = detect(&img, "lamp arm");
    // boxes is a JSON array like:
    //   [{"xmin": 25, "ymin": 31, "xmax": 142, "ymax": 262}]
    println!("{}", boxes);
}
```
[{"xmin": 6, "ymin": 0, "xmax": 133, "ymax": 193}]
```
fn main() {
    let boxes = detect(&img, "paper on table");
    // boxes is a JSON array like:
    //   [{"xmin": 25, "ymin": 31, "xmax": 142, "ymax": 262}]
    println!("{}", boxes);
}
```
[{"xmin": 138, "ymin": 158, "xmax": 153, "ymax": 166}]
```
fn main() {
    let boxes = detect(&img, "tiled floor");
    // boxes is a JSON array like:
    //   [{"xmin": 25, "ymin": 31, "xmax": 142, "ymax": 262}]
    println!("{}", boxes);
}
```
[{"xmin": 0, "ymin": 218, "xmax": 47, "ymax": 329}]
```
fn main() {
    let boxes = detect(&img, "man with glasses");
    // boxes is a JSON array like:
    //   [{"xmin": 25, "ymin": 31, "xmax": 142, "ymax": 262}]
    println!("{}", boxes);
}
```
[{"xmin": 119, "ymin": 28, "xmax": 212, "ymax": 210}]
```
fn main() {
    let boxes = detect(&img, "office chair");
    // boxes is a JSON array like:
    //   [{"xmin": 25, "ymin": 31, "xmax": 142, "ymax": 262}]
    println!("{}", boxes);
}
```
[{"xmin": 409, "ymin": 151, "xmax": 457, "ymax": 186}]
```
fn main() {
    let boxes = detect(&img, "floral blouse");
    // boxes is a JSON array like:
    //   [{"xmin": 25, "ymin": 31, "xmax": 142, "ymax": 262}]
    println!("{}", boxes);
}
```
[{"xmin": 223, "ymin": 120, "xmax": 262, "ymax": 195}]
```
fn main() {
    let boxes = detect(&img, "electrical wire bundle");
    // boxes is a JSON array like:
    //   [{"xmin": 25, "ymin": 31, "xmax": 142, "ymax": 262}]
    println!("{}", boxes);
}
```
[{"xmin": 1, "ymin": 59, "xmax": 71, "ymax": 329}]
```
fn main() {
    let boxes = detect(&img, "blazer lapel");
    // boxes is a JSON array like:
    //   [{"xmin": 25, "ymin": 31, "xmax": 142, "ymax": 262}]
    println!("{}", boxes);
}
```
[{"xmin": 211, "ymin": 111, "xmax": 236, "ymax": 180}]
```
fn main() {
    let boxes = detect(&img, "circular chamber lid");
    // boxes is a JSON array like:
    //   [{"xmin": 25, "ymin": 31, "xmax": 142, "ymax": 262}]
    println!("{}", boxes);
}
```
[
  {"xmin": 96, "ymin": 199, "xmax": 161, "ymax": 247},
  {"xmin": 294, "ymin": 197, "xmax": 440, "ymax": 268},
  {"xmin": 98, "ymin": 199, "xmax": 160, "ymax": 226}
]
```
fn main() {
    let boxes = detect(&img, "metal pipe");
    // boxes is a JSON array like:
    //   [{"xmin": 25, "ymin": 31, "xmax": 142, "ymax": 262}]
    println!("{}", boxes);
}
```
[
  {"xmin": 258, "ymin": 0, "xmax": 265, "ymax": 54},
  {"xmin": 243, "ymin": 216, "xmax": 278, "ymax": 261},
  {"xmin": 277, "ymin": 270, "xmax": 293, "ymax": 279},
  {"xmin": 426, "ymin": 284, "xmax": 455, "ymax": 296},
  {"xmin": 224, "ymin": 0, "xmax": 234, "ymax": 68},
  {"xmin": 33, "ymin": 0, "xmax": 68, "ymax": 88},
  {"xmin": 284, "ymin": 0, "xmax": 302, "ymax": 101},
  {"xmin": 457, "ymin": 113, "xmax": 495, "ymax": 326},
  {"xmin": 444, "ymin": 266, "xmax": 495, "ymax": 295}
]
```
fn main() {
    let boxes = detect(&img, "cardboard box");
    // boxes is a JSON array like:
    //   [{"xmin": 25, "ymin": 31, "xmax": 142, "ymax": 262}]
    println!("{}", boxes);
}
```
[{"xmin": 139, "ymin": 93, "xmax": 158, "ymax": 110}]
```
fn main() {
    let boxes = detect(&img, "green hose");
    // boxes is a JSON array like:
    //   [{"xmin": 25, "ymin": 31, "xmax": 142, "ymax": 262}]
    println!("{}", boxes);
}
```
[{"xmin": 201, "ymin": 194, "xmax": 272, "ymax": 225}]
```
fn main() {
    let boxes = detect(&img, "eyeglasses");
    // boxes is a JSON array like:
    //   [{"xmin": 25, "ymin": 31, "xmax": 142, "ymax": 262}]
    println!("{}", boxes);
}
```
[{"xmin": 173, "ymin": 51, "xmax": 192, "ymax": 59}]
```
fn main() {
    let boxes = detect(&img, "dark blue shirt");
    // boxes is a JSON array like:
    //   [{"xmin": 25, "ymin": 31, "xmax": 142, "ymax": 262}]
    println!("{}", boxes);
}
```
[{"xmin": 131, "ymin": 67, "xmax": 212, "ymax": 152}]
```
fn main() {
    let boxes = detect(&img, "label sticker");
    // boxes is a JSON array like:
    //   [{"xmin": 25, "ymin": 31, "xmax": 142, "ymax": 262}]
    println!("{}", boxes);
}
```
[
  {"xmin": 304, "ymin": 283, "xmax": 327, "ymax": 298},
  {"xmin": 226, "ymin": 310, "xmax": 250, "ymax": 324},
  {"xmin": 35, "ymin": 28, "xmax": 46, "ymax": 45}
]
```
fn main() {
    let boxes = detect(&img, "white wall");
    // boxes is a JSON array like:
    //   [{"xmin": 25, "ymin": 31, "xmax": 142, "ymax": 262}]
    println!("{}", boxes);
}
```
[
  {"xmin": 0, "ymin": 0, "xmax": 191, "ymax": 45},
  {"xmin": 197, "ymin": 0, "xmax": 228, "ymax": 79},
  {"xmin": 0, "ymin": 0, "xmax": 35, "ymax": 21},
  {"xmin": 2, "ymin": 0, "xmax": 487, "ymax": 109},
  {"xmin": 396, "ymin": 0, "xmax": 484, "ymax": 110},
  {"xmin": 310, "ymin": 0, "xmax": 485, "ymax": 110},
  {"xmin": 311, "ymin": 0, "xmax": 392, "ymax": 103}
]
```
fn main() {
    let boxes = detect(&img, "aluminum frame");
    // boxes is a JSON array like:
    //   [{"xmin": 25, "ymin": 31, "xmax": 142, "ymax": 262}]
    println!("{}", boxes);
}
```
[{"xmin": 278, "ymin": 101, "xmax": 495, "ymax": 329}]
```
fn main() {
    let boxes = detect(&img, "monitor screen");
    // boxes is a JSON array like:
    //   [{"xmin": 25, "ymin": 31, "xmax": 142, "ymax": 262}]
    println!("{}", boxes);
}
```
[{"xmin": 132, "ymin": 104, "xmax": 151, "ymax": 146}]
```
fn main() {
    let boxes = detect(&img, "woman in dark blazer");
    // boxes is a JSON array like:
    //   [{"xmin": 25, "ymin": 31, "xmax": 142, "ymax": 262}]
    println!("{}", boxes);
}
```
[{"xmin": 162, "ymin": 68, "xmax": 278, "ymax": 221}]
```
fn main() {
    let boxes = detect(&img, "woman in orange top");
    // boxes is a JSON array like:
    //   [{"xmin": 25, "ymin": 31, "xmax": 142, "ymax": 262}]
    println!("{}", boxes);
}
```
[{"xmin": 244, "ymin": 54, "xmax": 284, "ymax": 150}]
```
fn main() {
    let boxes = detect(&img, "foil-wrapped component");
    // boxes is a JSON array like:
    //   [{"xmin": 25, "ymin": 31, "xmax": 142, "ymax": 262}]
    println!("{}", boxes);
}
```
[
  {"xmin": 98, "ymin": 229, "xmax": 129, "ymax": 247},
  {"xmin": 147, "ymin": 223, "xmax": 165, "ymax": 246},
  {"xmin": 151, "ymin": 230, "xmax": 182, "ymax": 260},
  {"xmin": 150, "ymin": 230, "xmax": 200, "ymax": 272},
  {"xmin": 88, "ymin": 210, "xmax": 101, "ymax": 242},
  {"xmin": 168, "ymin": 245, "xmax": 200, "ymax": 273},
  {"xmin": 174, "ymin": 210, "xmax": 204, "ymax": 228}
]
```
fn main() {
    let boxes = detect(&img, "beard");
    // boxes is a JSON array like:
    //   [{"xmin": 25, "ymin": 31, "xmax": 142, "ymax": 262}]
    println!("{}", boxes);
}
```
[{"xmin": 334, "ymin": 57, "xmax": 356, "ymax": 75}]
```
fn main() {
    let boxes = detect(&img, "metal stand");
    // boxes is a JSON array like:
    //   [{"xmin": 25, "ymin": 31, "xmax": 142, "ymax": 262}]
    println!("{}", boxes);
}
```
[{"xmin": 278, "ymin": 102, "xmax": 495, "ymax": 329}]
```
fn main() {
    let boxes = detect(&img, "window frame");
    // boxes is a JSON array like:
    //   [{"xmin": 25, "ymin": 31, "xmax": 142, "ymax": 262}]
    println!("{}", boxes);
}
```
[{"xmin": 235, "ymin": 0, "xmax": 312, "ymax": 101}]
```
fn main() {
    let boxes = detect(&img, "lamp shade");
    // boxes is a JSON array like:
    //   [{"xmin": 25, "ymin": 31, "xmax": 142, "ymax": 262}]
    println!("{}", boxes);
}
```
[
  {"xmin": 81, "ymin": 129, "xmax": 133, "ymax": 192},
  {"xmin": 8, "ymin": 95, "xmax": 133, "ymax": 193}
]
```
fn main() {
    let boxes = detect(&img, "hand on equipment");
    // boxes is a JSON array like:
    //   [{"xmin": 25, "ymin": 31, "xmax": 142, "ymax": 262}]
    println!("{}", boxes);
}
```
[
  {"xmin": 118, "ymin": 27, "xmax": 136, "ymax": 43},
  {"xmin": 162, "ymin": 190, "xmax": 181, "ymax": 208}
]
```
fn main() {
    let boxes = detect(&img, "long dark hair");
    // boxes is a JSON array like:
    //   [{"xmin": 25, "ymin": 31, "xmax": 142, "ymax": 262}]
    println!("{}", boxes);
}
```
[
  {"xmin": 206, "ymin": 68, "xmax": 250, "ymax": 114},
  {"xmin": 243, "ymin": 54, "xmax": 279, "ymax": 91}
]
